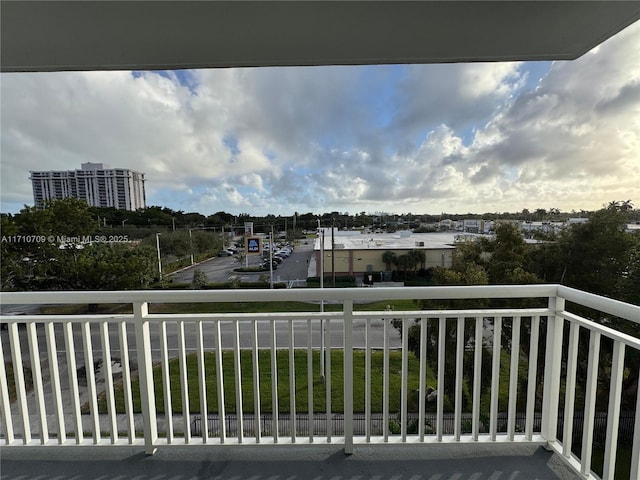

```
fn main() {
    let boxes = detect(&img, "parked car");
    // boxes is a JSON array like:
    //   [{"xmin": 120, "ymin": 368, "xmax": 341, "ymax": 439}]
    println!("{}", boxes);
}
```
[{"xmin": 261, "ymin": 260, "xmax": 278, "ymax": 269}]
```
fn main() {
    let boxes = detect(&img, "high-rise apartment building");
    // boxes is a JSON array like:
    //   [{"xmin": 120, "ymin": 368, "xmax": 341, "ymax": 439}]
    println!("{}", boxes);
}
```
[{"xmin": 30, "ymin": 163, "xmax": 146, "ymax": 210}]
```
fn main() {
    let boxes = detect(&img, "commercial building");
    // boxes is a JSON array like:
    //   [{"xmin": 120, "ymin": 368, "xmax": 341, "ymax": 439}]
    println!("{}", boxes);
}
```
[
  {"xmin": 315, "ymin": 229, "xmax": 457, "ymax": 280},
  {"xmin": 30, "ymin": 162, "xmax": 146, "ymax": 210}
]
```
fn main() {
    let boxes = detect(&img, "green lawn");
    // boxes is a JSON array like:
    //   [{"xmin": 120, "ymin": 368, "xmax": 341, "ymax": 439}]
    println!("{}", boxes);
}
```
[
  {"xmin": 100, "ymin": 350, "xmax": 438, "ymax": 415},
  {"xmin": 148, "ymin": 298, "xmax": 418, "ymax": 314},
  {"xmin": 41, "ymin": 299, "xmax": 419, "ymax": 315},
  {"xmin": 99, "ymin": 346, "xmax": 530, "ymax": 417}
]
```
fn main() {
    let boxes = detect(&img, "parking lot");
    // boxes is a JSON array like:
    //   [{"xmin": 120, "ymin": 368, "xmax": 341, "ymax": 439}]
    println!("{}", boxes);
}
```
[{"xmin": 169, "ymin": 241, "xmax": 314, "ymax": 285}]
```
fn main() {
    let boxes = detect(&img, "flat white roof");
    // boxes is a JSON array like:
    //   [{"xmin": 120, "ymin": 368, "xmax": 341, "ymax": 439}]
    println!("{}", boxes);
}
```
[{"xmin": 315, "ymin": 231, "xmax": 471, "ymax": 251}]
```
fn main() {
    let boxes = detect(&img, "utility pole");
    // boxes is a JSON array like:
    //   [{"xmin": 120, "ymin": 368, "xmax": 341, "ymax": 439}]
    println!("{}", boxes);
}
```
[
  {"xmin": 155, "ymin": 233, "xmax": 162, "ymax": 280},
  {"xmin": 331, "ymin": 218, "xmax": 336, "ymax": 287},
  {"xmin": 269, "ymin": 225, "xmax": 274, "ymax": 289},
  {"xmin": 189, "ymin": 229, "xmax": 194, "ymax": 265},
  {"xmin": 318, "ymin": 218, "xmax": 325, "ymax": 382}
]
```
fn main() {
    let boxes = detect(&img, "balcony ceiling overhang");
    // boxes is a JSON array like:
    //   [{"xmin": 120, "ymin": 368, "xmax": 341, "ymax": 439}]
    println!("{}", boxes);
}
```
[{"xmin": 1, "ymin": 1, "xmax": 640, "ymax": 73}]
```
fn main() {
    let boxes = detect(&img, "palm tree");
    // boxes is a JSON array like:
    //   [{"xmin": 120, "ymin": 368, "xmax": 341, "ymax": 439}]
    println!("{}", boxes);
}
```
[
  {"xmin": 393, "ymin": 253, "xmax": 422, "ymax": 279},
  {"xmin": 394, "ymin": 254, "xmax": 411, "ymax": 280},
  {"xmin": 410, "ymin": 249, "xmax": 426, "ymax": 272},
  {"xmin": 607, "ymin": 200, "xmax": 633, "ymax": 212},
  {"xmin": 620, "ymin": 199, "xmax": 634, "ymax": 212},
  {"xmin": 382, "ymin": 251, "xmax": 396, "ymax": 271}
]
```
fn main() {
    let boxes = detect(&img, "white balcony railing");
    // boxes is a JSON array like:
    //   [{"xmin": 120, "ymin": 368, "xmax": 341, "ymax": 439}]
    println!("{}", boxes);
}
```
[{"xmin": 1, "ymin": 285, "xmax": 639, "ymax": 479}]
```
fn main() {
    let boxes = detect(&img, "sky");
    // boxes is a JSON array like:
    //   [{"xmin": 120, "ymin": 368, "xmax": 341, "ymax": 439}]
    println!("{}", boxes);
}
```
[{"xmin": 1, "ymin": 22, "xmax": 639, "ymax": 217}]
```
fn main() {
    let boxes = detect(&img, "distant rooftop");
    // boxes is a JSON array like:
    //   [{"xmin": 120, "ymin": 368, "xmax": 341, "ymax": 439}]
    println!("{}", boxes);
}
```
[
  {"xmin": 315, "ymin": 231, "xmax": 469, "ymax": 251},
  {"xmin": 81, "ymin": 162, "xmax": 111, "ymax": 170}
]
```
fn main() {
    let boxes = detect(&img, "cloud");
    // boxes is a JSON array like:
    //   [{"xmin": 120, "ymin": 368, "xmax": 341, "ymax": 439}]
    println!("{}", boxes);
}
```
[
  {"xmin": 390, "ymin": 62, "xmax": 525, "ymax": 142},
  {"xmin": 467, "ymin": 22, "xmax": 640, "ymax": 199},
  {"xmin": 1, "ymin": 21, "xmax": 638, "ymax": 216}
]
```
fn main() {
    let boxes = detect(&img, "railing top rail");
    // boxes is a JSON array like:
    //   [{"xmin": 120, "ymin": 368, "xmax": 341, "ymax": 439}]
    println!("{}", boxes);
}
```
[
  {"xmin": 0, "ymin": 309, "xmax": 551, "ymax": 324},
  {"xmin": 557, "ymin": 285, "xmax": 640, "ymax": 324},
  {"xmin": 147, "ymin": 312, "xmax": 345, "ymax": 321},
  {"xmin": 354, "ymin": 308, "xmax": 550, "ymax": 318},
  {"xmin": 561, "ymin": 310, "xmax": 640, "ymax": 350},
  {"xmin": 0, "ymin": 284, "xmax": 558, "ymax": 305},
  {"xmin": 0, "ymin": 314, "xmax": 131, "ymax": 324}
]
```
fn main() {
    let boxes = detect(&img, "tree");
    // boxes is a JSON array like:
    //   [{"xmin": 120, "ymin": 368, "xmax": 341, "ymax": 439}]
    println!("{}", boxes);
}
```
[
  {"xmin": 453, "ymin": 240, "xmax": 484, "ymax": 269},
  {"xmin": 1, "ymin": 214, "xmax": 23, "ymax": 290},
  {"xmin": 483, "ymin": 222, "xmax": 534, "ymax": 284},
  {"xmin": 382, "ymin": 251, "xmax": 396, "ymax": 271},
  {"xmin": 620, "ymin": 233, "xmax": 640, "ymax": 306},
  {"xmin": 191, "ymin": 269, "xmax": 209, "ymax": 289},
  {"xmin": 393, "ymin": 254, "xmax": 413, "ymax": 279},
  {"xmin": 607, "ymin": 199, "xmax": 633, "ymax": 212},
  {"xmin": 57, "ymin": 243, "xmax": 157, "ymax": 290},
  {"xmin": 2, "ymin": 199, "xmax": 157, "ymax": 291},
  {"xmin": 409, "ymin": 249, "xmax": 426, "ymax": 273},
  {"xmin": 534, "ymin": 208, "xmax": 547, "ymax": 220},
  {"xmin": 2, "ymin": 199, "xmax": 98, "ymax": 290},
  {"xmin": 16, "ymin": 197, "xmax": 98, "ymax": 237},
  {"xmin": 557, "ymin": 207, "xmax": 633, "ymax": 298},
  {"xmin": 394, "ymin": 263, "xmax": 489, "ymax": 413}
]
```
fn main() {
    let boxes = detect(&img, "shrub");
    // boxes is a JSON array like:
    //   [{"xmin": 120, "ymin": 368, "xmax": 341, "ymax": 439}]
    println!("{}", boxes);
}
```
[{"xmin": 191, "ymin": 269, "xmax": 208, "ymax": 289}]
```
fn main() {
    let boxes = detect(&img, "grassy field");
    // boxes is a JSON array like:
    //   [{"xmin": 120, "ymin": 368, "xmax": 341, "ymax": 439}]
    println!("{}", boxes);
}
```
[
  {"xmin": 98, "ymin": 348, "xmax": 526, "ymax": 416},
  {"xmin": 147, "ymin": 298, "xmax": 419, "ymax": 314},
  {"xmin": 101, "ymin": 350, "xmax": 437, "ymax": 414},
  {"xmin": 41, "ymin": 298, "xmax": 528, "ymax": 418},
  {"xmin": 41, "ymin": 299, "xmax": 419, "ymax": 315}
]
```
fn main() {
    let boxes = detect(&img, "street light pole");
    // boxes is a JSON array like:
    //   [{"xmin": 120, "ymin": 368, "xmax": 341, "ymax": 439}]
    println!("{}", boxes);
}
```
[
  {"xmin": 331, "ymin": 218, "xmax": 336, "ymax": 287},
  {"xmin": 189, "ymin": 229, "xmax": 194, "ymax": 265},
  {"xmin": 155, "ymin": 233, "xmax": 163, "ymax": 280},
  {"xmin": 318, "ymin": 218, "xmax": 325, "ymax": 382},
  {"xmin": 269, "ymin": 225, "xmax": 274, "ymax": 289}
]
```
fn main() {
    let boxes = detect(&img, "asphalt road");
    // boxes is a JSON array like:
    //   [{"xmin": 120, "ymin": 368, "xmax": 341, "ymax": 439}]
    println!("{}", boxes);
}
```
[
  {"xmin": 2, "ymin": 317, "xmax": 402, "ymax": 365},
  {"xmin": 170, "ymin": 242, "xmax": 314, "ymax": 285}
]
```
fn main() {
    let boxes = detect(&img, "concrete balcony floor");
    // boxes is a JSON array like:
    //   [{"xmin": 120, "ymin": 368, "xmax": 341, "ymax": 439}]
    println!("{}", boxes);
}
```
[{"xmin": 1, "ymin": 443, "xmax": 578, "ymax": 480}]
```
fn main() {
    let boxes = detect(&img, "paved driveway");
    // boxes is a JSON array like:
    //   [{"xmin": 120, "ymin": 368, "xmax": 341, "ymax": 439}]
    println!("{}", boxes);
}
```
[{"xmin": 170, "ymin": 242, "xmax": 314, "ymax": 285}]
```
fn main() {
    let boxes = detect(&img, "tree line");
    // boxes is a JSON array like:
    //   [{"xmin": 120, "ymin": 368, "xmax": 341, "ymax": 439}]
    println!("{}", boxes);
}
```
[
  {"xmin": 393, "ymin": 204, "xmax": 639, "ymax": 420},
  {"xmin": 55, "ymin": 202, "xmax": 640, "ymax": 237},
  {"xmin": 0, "ymin": 199, "xmax": 223, "ymax": 291}
]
